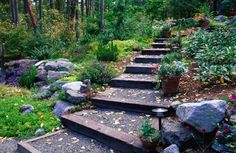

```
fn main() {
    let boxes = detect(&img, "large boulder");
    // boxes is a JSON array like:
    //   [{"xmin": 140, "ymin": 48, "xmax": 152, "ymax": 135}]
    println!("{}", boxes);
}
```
[
  {"xmin": 176, "ymin": 100, "xmax": 227, "ymax": 133},
  {"xmin": 44, "ymin": 59, "xmax": 76, "ymax": 72},
  {"xmin": 47, "ymin": 71, "xmax": 69, "ymax": 82},
  {"xmin": 5, "ymin": 59, "xmax": 38, "ymax": 85},
  {"xmin": 163, "ymin": 144, "xmax": 180, "ymax": 153},
  {"xmin": 65, "ymin": 90, "xmax": 87, "ymax": 104},
  {"xmin": 53, "ymin": 100, "xmax": 75, "ymax": 117},
  {"xmin": 214, "ymin": 15, "xmax": 227, "ymax": 22},
  {"xmin": 35, "ymin": 86, "xmax": 53, "ymax": 99},
  {"xmin": 62, "ymin": 81, "xmax": 83, "ymax": 92},
  {"xmin": 161, "ymin": 120, "xmax": 197, "ymax": 149}
]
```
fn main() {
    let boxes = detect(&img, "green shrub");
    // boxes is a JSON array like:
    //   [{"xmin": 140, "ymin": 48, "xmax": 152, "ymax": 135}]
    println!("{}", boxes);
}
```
[
  {"xmin": 139, "ymin": 119, "xmax": 160, "ymax": 142},
  {"xmin": 96, "ymin": 42, "xmax": 119, "ymax": 61},
  {"xmin": 19, "ymin": 66, "xmax": 37, "ymax": 89},
  {"xmin": 79, "ymin": 61, "xmax": 115, "ymax": 85},
  {"xmin": 57, "ymin": 90, "xmax": 67, "ymax": 101},
  {"xmin": 161, "ymin": 52, "xmax": 183, "ymax": 64}
]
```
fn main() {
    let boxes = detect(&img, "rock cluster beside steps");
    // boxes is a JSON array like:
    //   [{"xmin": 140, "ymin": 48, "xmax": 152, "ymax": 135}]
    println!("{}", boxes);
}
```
[
  {"xmin": 2, "ymin": 59, "xmax": 77, "ymax": 87},
  {"xmin": 36, "ymin": 79, "xmax": 91, "ymax": 118},
  {"xmin": 162, "ymin": 100, "xmax": 229, "ymax": 151},
  {"xmin": 35, "ymin": 59, "xmax": 77, "ymax": 86}
]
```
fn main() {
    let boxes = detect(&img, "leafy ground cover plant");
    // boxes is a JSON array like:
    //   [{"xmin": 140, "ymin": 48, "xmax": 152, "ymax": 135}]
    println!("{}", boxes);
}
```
[
  {"xmin": 184, "ymin": 29, "xmax": 236, "ymax": 84},
  {"xmin": 0, "ymin": 85, "xmax": 60, "ymax": 140}
]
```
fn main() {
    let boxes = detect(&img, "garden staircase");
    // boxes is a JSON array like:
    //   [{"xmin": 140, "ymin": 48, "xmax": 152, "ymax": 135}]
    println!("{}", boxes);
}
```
[{"xmin": 18, "ymin": 38, "xmax": 173, "ymax": 153}]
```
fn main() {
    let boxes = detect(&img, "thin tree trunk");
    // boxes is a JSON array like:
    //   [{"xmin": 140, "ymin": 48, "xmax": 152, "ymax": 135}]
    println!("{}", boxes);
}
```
[
  {"xmin": 1, "ymin": 45, "xmax": 6, "ymax": 83},
  {"xmin": 67, "ymin": 0, "xmax": 71, "ymax": 25},
  {"xmin": 13, "ymin": 0, "xmax": 19, "ymax": 25},
  {"xmin": 99, "ymin": 0, "xmax": 104, "ymax": 32},
  {"xmin": 10, "ymin": 0, "xmax": 15, "ymax": 23},
  {"xmin": 23, "ymin": 0, "xmax": 37, "ymax": 30},
  {"xmin": 81, "ymin": 0, "xmax": 84, "ymax": 22},
  {"xmin": 49, "ymin": 0, "xmax": 54, "ymax": 9},
  {"xmin": 38, "ymin": 0, "xmax": 42, "ymax": 31},
  {"xmin": 75, "ymin": 0, "xmax": 80, "ymax": 42}
]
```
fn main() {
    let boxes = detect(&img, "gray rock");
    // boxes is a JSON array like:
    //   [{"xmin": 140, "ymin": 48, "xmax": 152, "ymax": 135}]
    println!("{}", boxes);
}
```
[
  {"xmin": 35, "ymin": 86, "xmax": 53, "ymax": 99},
  {"xmin": 47, "ymin": 71, "xmax": 69, "ymax": 83},
  {"xmin": 53, "ymin": 100, "xmax": 75, "ymax": 117},
  {"xmin": 80, "ymin": 84, "xmax": 88, "ymax": 93},
  {"xmin": 170, "ymin": 101, "xmax": 182, "ymax": 110},
  {"xmin": 35, "ymin": 60, "xmax": 47, "ymax": 67},
  {"xmin": 36, "ymin": 69, "xmax": 48, "ymax": 81},
  {"xmin": 161, "ymin": 120, "xmax": 196, "ymax": 149},
  {"xmin": 215, "ymin": 15, "xmax": 227, "ymax": 22},
  {"xmin": 65, "ymin": 90, "xmax": 87, "ymax": 104},
  {"xmin": 44, "ymin": 59, "xmax": 76, "ymax": 72},
  {"xmin": 83, "ymin": 79, "xmax": 91, "ymax": 88},
  {"xmin": 35, "ymin": 128, "xmax": 45, "ymax": 137},
  {"xmin": 49, "ymin": 81, "xmax": 67, "ymax": 92},
  {"xmin": 50, "ymin": 91, "xmax": 61, "ymax": 100},
  {"xmin": 230, "ymin": 114, "xmax": 236, "ymax": 124},
  {"xmin": 20, "ymin": 105, "xmax": 34, "ymax": 114},
  {"xmin": 62, "ymin": 81, "xmax": 83, "ymax": 92},
  {"xmin": 176, "ymin": 100, "xmax": 227, "ymax": 133},
  {"xmin": 163, "ymin": 144, "xmax": 180, "ymax": 153}
]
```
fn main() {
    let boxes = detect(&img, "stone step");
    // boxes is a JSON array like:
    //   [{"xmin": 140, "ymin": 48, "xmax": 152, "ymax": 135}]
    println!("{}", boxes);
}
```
[
  {"xmin": 151, "ymin": 42, "xmax": 168, "ymax": 48},
  {"xmin": 111, "ymin": 74, "xmax": 156, "ymax": 89},
  {"xmin": 134, "ymin": 55, "xmax": 163, "ymax": 63},
  {"xmin": 92, "ymin": 87, "xmax": 171, "ymax": 114},
  {"xmin": 61, "ymin": 111, "xmax": 150, "ymax": 153},
  {"xmin": 142, "ymin": 48, "xmax": 171, "ymax": 55},
  {"xmin": 154, "ymin": 38, "xmax": 169, "ymax": 43},
  {"xmin": 125, "ymin": 63, "xmax": 158, "ymax": 74},
  {"xmin": 18, "ymin": 129, "xmax": 118, "ymax": 153}
]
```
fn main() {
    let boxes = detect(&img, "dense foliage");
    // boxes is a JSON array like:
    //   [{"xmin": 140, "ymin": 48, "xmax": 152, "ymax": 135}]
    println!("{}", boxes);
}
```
[{"xmin": 184, "ymin": 29, "xmax": 236, "ymax": 84}]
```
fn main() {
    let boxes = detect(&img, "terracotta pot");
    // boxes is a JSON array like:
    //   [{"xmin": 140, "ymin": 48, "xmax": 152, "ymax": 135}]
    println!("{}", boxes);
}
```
[
  {"xmin": 161, "ymin": 76, "xmax": 181, "ymax": 95},
  {"xmin": 141, "ymin": 139, "xmax": 158, "ymax": 151},
  {"xmin": 162, "ymin": 31, "xmax": 171, "ymax": 38}
]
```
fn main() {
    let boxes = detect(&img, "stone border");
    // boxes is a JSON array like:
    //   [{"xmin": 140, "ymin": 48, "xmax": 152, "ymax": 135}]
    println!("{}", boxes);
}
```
[
  {"xmin": 17, "ymin": 130, "xmax": 65, "ymax": 153},
  {"xmin": 61, "ymin": 114, "xmax": 149, "ymax": 153}
]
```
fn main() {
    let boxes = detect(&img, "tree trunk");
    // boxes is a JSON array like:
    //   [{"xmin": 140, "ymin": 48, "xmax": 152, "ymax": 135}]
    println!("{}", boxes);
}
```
[
  {"xmin": 99, "ymin": 0, "xmax": 104, "ymax": 32},
  {"xmin": 38, "ymin": 0, "xmax": 42, "ymax": 31},
  {"xmin": 23, "ymin": 0, "xmax": 37, "ymax": 30},
  {"xmin": 75, "ymin": 0, "xmax": 80, "ymax": 42},
  {"xmin": 1, "ymin": 45, "xmax": 6, "ymax": 83},
  {"xmin": 67, "ymin": 0, "xmax": 71, "ymax": 25},
  {"xmin": 49, "ymin": 0, "xmax": 54, "ymax": 9},
  {"xmin": 13, "ymin": 0, "xmax": 19, "ymax": 25},
  {"xmin": 81, "ymin": 0, "xmax": 84, "ymax": 22}
]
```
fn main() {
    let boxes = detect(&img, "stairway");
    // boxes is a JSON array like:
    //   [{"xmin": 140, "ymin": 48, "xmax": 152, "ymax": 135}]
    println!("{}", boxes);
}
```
[
  {"xmin": 61, "ymin": 38, "xmax": 172, "ymax": 153},
  {"xmin": 18, "ymin": 38, "xmax": 172, "ymax": 153}
]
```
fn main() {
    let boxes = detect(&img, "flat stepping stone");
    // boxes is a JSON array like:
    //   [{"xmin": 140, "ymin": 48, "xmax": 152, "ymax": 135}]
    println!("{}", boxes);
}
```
[
  {"xmin": 18, "ymin": 130, "xmax": 119, "ymax": 153},
  {"xmin": 61, "ymin": 114, "xmax": 149, "ymax": 153},
  {"xmin": 92, "ymin": 87, "xmax": 170, "ymax": 113},
  {"xmin": 134, "ymin": 55, "xmax": 163, "ymax": 63},
  {"xmin": 151, "ymin": 42, "xmax": 168, "ymax": 48},
  {"xmin": 142, "ymin": 48, "xmax": 171, "ymax": 55},
  {"xmin": 111, "ymin": 74, "xmax": 156, "ymax": 89},
  {"xmin": 154, "ymin": 38, "xmax": 169, "ymax": 43},
  {"xmin": 125, "ymin": 63, "xmax": 158, "ymax": 74}
]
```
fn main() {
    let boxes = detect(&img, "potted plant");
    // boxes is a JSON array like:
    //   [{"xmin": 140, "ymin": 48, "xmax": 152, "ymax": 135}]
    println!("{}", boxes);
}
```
[
  {"xmin": 139, "ymin": 120, "xmax": 160, "ymax": 150},
  {"xmin": 155, "ymin": 61, "xmax": 186, "ymax": 95},
  {"xmin": 161, "ymin": 25, "xmax": 171, "ymax": 38}
]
